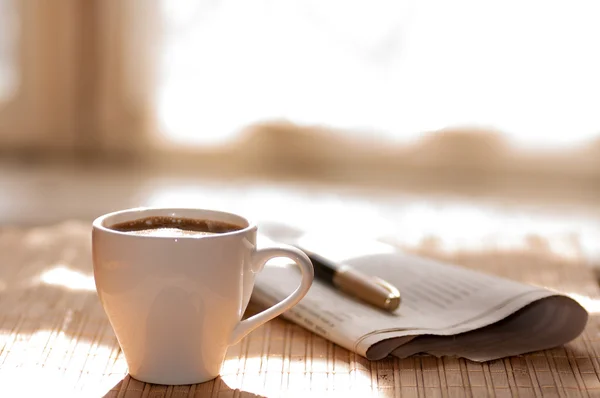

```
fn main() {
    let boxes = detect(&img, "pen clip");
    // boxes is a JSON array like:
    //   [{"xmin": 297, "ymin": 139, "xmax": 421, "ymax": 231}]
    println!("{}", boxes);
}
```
[{"xmin": 371, "ymin": 276, "xmax": 401, "ymax": 311}]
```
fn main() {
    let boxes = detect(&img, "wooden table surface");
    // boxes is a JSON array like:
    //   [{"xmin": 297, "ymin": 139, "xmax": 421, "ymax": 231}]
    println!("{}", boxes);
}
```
[
  {"xmin": 1, "ymin": 161, "xmax": 600, "ymax": 397},
  {"xmin": 2, "ymin": 219, "xmax": 600, "ymax": 398}
]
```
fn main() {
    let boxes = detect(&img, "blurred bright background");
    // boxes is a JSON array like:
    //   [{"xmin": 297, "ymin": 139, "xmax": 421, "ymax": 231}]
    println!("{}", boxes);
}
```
[{"xmin": 0, "ymin": 0, "xmax": 599, "ymax": 264}]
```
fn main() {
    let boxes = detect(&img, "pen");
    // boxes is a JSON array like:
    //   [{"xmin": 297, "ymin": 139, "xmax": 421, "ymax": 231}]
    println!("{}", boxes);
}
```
[{"xmin": 297, "ymin": 246, "xmax": 401, "ymax": 312}]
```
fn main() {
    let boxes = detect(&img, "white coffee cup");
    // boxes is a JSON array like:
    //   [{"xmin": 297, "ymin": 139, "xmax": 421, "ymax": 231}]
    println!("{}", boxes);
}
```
[{"xmin": 92, "ymin": 207, "xmax": 314, "ymax": 385}]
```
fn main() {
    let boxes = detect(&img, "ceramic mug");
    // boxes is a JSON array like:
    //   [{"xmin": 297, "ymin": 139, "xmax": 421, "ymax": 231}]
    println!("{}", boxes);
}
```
[{"xmin": 92, "ymin": 207, "xmax": 314, "ymax": 385}]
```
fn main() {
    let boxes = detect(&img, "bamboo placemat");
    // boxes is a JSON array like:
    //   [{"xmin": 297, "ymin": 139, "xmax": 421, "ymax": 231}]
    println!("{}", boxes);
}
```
[{"xmin": 1, "ymin": 221, "xmax": 599, "ymax": 397}]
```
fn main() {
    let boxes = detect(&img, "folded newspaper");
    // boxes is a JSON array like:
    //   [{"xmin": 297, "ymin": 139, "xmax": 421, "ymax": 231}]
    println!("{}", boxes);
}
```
[{"xmin": 252, "ymin": 222, "xmax": 588, "ymax": 362}]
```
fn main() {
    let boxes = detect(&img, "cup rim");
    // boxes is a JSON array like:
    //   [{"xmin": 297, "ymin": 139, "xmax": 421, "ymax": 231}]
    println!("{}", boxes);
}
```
[{"xmin": 92, "ymin": 207, "xmax": 256, "ymax": 239}]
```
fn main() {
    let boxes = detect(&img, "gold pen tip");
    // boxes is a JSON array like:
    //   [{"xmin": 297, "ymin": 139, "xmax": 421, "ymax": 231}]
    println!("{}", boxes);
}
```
[
  {"xmin": 384, "ymin": 294, "xmax": 401, "ymax": 311},
  {"xmin": 334, "ymin": 267, "xmax": 401, "ymax": 312}
]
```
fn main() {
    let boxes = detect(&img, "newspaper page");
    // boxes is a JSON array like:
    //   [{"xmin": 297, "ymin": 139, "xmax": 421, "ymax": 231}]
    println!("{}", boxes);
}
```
[{"xmin": 252, "ymin": 228, "xmax": 587, "ymax": 361}]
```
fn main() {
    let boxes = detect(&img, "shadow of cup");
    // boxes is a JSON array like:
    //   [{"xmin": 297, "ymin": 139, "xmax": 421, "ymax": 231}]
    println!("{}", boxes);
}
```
[{"xmin": 103, "ymin": 374, "xmax": 267, "ymax": 398}]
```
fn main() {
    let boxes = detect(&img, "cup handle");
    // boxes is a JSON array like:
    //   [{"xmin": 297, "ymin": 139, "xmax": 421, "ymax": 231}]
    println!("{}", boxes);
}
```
[{"xmin": 229, "ymin": 244, "xmax": 314, "ymax": 345}]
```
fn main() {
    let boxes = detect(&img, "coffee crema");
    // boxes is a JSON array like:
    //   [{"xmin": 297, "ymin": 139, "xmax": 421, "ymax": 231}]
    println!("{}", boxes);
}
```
[{"xmin": 109, "ymin": 216, "xmax": 243, "ymax": 238}]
